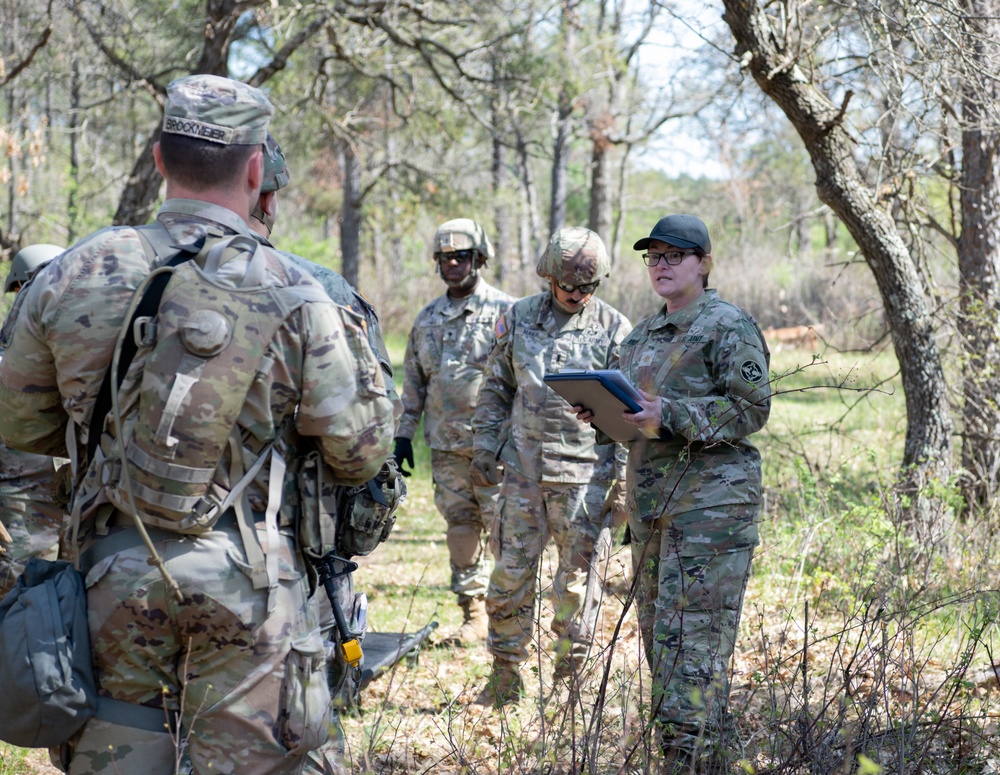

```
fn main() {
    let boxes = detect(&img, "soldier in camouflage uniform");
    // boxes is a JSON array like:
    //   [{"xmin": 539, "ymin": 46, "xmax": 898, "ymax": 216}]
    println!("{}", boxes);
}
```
[
  {"xmin": 597, "ymin": 215, "xmax": 770, "ymax": 771},
  {"xmin": 250, "ymin": 134, "xmax": 401, "ymax": 419},
  {"xmin": 0, "ymin": 243, "xmax": 66, "ymax": 597},
  {"xmin": 395, "ymin": 219, "xmax": 514, "ymax": 646},
  {"xmin": 0, "ymin": 75, "xmax": 395, "ymax": 775},
  {"xmin": 248, "ymin": 134, "xmax": 403, "ymax": 773},
  {"xmin": 471, "ymin": 226, "xmax": 631, "ymax": 707}
]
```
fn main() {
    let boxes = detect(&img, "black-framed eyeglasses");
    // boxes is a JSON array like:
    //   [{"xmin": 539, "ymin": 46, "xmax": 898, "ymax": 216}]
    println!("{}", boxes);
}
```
[
  {"xmin": 435, "ymin": 250, "xmax": 476, "ymax": 264},
  {"xmin": 642, "ymin": 250, "xmax": 697, "ymax": 266},
  {"xmin": 555, "ymin": 279, "xmax": 601, "ymax": 295}
]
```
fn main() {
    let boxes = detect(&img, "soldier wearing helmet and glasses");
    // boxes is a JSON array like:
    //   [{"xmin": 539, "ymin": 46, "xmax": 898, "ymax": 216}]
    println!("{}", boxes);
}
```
[{"xmin": 471, "ymin": 226, "xmax": 631, "ymax": 707}]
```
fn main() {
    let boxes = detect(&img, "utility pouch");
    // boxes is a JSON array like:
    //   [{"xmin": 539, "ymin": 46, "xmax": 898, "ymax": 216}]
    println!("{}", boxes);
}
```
[
  {"xmin": 0, "ymin": 558, "xmax": 97, "ymax": 747},
  {"xmin": 336, "ymin": 459, "xmax": 406, "ymax": 558}
]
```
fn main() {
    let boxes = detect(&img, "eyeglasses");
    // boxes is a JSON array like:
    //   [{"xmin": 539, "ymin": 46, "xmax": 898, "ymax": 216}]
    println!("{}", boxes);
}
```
[
  {"xmin": 555, "ymin": 279, "xmax": 601, "ymax": 295},
  {"xmin": 642, "ymin": 250, "xmax": 697, "ymax": 266},
  {"xmin": 435, "ymin": 250, "xmax": 476, "ymax": 264}
]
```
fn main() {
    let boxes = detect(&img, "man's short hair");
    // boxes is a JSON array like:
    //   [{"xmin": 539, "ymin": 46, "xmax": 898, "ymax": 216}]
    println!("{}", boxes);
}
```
[{"xmin": 158, "ymin": 133, "xmax": 259, "ymax": 191}]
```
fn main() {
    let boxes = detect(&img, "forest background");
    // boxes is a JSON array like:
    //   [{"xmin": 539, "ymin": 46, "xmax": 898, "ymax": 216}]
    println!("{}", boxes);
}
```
[{"xmin": 4, "ymin": 0, "xmax": 1000, "ymax": 773}]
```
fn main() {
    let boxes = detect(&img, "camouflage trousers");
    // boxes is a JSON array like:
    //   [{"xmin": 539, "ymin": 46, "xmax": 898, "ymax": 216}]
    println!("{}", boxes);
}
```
[
  {"xmin": 0, "ymin": 492, "xmax": 63, "ymax": 597},
  {"xmin": 430, "ymin": 448, "xmax": 498, "ymax": 602},
  {"xmin": 486, "ymin": 466, "xmax": 611, "ymax": 665},
  {"xmin": 629, "ymin": 505, "xmax": 758, "ymax": 754},
  {"xmin": 62, "ymin": 512, "xmax": 331, "ymax": 775}
]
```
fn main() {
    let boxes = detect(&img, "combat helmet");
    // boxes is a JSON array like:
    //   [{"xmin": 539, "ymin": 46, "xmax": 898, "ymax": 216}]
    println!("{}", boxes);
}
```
[
  {"xmin": 260, "ymin": 134, "xmax": 290, "ymax": 194},
  {"xmin": 251, "ymin": 134, "xmax": 290, "ymax": 232},
  {"xmin": 5, "ymin": 243, "xmax": 63, "ymax": 293},
  {"xmin": 536, "ymin": 227, "xmax": 610, "ymax": 285},
  {"xmin": 433, "ymin": 218, "xmax": 495, "ymax": 261}
]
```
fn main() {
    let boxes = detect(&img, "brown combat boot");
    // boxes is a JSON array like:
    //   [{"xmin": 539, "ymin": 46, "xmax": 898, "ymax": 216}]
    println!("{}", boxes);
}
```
[
  {"xmin": 479, "ymin": 659, "xmax": 523, "ymax": 709},
  {"xmin": 440, "ymin": 596, "xmax": 489, "ymax": 647}
]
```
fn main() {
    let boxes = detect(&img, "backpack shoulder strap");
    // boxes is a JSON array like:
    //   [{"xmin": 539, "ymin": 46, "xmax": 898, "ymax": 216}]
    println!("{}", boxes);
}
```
[{"xmin": 84, "ymin": 223, "xmax": 206, "ymax": 464}]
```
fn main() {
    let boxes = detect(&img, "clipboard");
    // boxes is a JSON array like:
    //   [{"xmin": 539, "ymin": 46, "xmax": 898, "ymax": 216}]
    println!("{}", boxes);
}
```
[{"xmin": 544, "ymin": 369, "xmax": 661, "ymax": 441}]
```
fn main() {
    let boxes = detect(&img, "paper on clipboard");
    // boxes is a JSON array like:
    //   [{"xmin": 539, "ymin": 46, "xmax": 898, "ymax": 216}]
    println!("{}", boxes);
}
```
[{"xmin": 544, "ymin": 369, "xmax": 661, "ymax": 442}]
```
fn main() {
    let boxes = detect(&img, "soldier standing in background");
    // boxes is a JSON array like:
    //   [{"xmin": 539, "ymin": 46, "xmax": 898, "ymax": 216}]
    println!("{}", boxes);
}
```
[
  {"xmin": 250, "ymin": 134, "xmax": 401, "ymax": 419},
  {"xmin": 471, "ymin": 226, "xmax": 630, "ymax": 707},
  {"xmin": 395, "ymin": 219, "xmax": 514, "ymax": 646},
  {"xmin": 0, "ymin": 74, "xmax": 395, "ymax": 774},
  {"xmin": 0, "ymin": 243, "xmax": 66, "ymax": 597},
  {"xmin": 248, "ymin": 133, "xmax": 406, "ymax": 772}
]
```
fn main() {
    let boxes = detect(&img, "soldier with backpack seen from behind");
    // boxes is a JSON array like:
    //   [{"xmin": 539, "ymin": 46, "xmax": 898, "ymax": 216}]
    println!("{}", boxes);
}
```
[
  {"xmin": 0, "ymin": 243, "xmax": 66, "ymax": 597},
  {"xmin": 0, "ymin": 74, "xmax": 395, "ymax": 774},
  {"xmin": 395, "ymin": 219, "xmax": 515, "ymax": 647}
]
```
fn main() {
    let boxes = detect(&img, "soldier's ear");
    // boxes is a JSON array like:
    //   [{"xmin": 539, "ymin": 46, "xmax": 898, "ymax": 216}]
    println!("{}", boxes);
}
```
[
  {"xmin": 259, "ymin": 191, "xmax": 277, "ymax": 219},
  {"xmin": 247, "ymin": 148, "xmax": 264, "ymax": 193},
  {"xmin": 152, "ymin": 142, "xmax": 166, "ymax": 178}
]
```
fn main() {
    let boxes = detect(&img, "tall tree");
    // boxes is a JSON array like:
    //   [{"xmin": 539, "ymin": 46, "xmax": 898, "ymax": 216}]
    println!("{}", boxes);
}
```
[
  {"xmin": 550, "ymin": 0, "xmax": 581, "ymax": 236},
  {"xmin": 954, "ymin": 0, "xmax": 1000, "ymax": 512},
  {"xmin": 721, "ymin": 0, "xmax": 954, "ymax": 522}
]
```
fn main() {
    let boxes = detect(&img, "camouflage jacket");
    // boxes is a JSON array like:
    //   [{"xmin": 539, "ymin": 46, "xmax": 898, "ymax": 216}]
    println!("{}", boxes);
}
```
[
  {"xmin": 0, "ymin": 199, "xmax": 396, "ymax": 498},
  {"xmin": 255, "ymin": 235, "xmax": 402, "ymax": 424},
  {"xmin": 473, "ymin": 291, "xmax": 631, "ymax": 484},
  {"xmin": 611, "ymin": 290, "xmax": 770, "ymax": 521},
  {"xmin": 398, "ymin": 279, "xmax": 514, "ymax": 452}
]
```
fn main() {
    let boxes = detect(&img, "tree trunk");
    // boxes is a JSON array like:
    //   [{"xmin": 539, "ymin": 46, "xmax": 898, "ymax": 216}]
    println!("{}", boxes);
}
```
[
  {"xmin": 517, "ymin": 129, "xmax": 544, "ymax": 278},
  {"xmin": 113, "ymin": 131, "xmax": 162, "ymax": 226},
  {"xmin": 722, "ymin": 0, "xmax": 954, "ymax": 522},
  {"xmin": 957, "ymin": 0, "xmax": 1000, "ymax": 515},
  {"xmin": 587, "ymin": 116, "xmax": 613, "ymax": 252},
  {"xmin": 493, "ymin": 132, "xmax": 513, "ymax": 284},
  {"xmin": 550, "ymin": 99, "xmax": 572, "ymax": 236},
  {"xmin": 611, "ymin": 142, "xmax": 632, "ymax": 264},
  {"xmin": 340, "ymin": 139, "xmax": 362, "ymax": 288},
  {"xmin": 68, "ymin": 57, "xmax": 81, "ymax": 243},
  {"xmin": 549, "ymin": 0, "xmax": 579, "ymax": 236}
]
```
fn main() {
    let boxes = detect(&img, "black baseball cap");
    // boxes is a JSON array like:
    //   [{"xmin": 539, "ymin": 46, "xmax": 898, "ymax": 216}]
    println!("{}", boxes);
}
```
[{"xmin": 633, "ymin": 214, "xmax": 712, "ymax": 253}]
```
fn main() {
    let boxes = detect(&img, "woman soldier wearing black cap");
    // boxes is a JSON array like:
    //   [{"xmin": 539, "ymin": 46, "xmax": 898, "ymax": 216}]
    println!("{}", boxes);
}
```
[{"xmin": 578, "ymin": 215, "xmax": 770, "ymax": 772}]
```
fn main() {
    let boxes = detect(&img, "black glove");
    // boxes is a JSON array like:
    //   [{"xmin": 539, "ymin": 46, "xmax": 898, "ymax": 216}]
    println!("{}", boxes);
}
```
[{"xmin": 393, "ymin": 437, "xmax": 414, "ymax": 477}]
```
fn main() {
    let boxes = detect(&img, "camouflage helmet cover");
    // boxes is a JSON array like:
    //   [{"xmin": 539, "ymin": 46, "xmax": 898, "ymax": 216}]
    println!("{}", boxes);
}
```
[
  {"xmin": 537, "ymin": 226, "xmax": 610, "ymax": 284},
  {"xmin": 5, "ymin": 243, "xmax": 63, "ymax": 293},
  {"xmin": 260, "ymin": 134, "xmax": 290, "ymax": 194},
  {"xmin": 433, "ymin": 218, "xmax": 495, "ymax": 261}
]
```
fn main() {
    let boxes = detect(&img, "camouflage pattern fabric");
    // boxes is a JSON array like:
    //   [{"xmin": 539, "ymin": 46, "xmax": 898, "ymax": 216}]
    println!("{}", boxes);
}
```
[
  {"xmin": 473, "ymin": 290, "xmax": 630, "ymax": 666},
  {"xmin": 262, "ymin": 243, "xmax": 401, "ymax": 422},
  {"xmin": 535, "ymin": 225, "xmax": 610, "ymax": 284},
  {"xmin": 0, "ymin": 443, "xmax": 63, "ymax": 596},
  {"xmin": 629, "ymin": 511, "xmax": 755, "ymax": 754},
  {"xmin": 611, "ymin": 290, "xmax": 770, "ymax": 521},
  {"xmin": 486, "ymin": 466, "xmax": 610, "ymax": 664},
  {"xmin": 249, "ymin": 236, "xmax": 396, "ymax": 774},
  {"xmin": 397, "ymin": 279, "xmax": 513, "ymax": 451},
  {"xmin": 161, "ymin": 74, "xmax": 271, "ymax": 146},
  {"xmin": 66, "ymin": 517, "xmax": 327, "ymax": 775},
  {"xmin": 611, "ymin": 290, "xmax": 769, "ymax": 756},
  {"xmin": 0, "ymin": 198, "xmax": 395, "ymax": 774},
  {"xmin": 472, "ymin": 291, "xmax": 631, "ymax": 483},
  {"xmin": 397, "ymin": 279, "xmax": 512, "ymax": 603},
  {"xmin": 430, "ymin": 448, "xmax": 497, "ymax": 601}
]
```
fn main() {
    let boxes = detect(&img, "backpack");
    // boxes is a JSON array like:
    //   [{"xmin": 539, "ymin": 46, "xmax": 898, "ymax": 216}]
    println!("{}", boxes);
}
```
[
  {"xmin": 0, "ymin": 558, "xmax": 97, "ymax": 747},
  {"xmin": 99, "ymin": 233, "xmax": 316, "ymax": 534}
]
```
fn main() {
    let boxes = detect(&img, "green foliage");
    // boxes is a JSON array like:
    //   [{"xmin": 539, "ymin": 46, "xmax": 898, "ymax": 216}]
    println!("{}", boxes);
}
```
[{"xmin": 0, "ymin": 746, "xmax": 37, "ymax": 775}]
